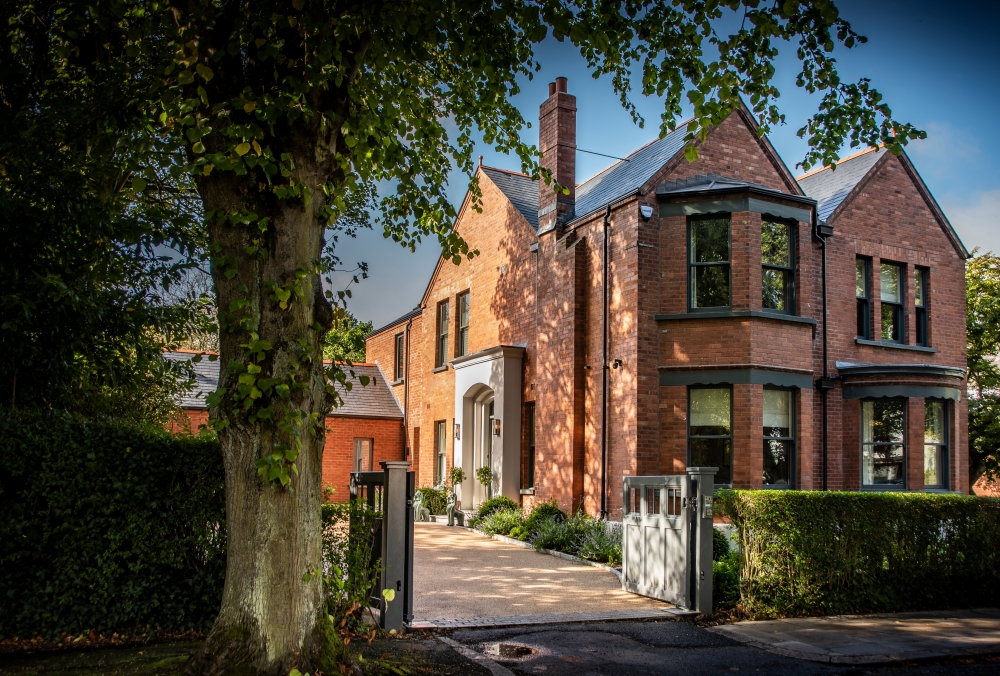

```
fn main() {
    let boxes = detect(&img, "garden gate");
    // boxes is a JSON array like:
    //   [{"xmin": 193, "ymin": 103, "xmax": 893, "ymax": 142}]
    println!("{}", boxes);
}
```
[{"xmin": 621, "ymin": 467, "xmax": 717, "ymax": 613}]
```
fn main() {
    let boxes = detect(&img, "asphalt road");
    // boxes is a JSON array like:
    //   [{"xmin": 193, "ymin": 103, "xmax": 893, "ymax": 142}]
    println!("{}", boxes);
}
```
[{"xmin": 445, "ymin": 620, "xmax": 1000, "ymax": 676}]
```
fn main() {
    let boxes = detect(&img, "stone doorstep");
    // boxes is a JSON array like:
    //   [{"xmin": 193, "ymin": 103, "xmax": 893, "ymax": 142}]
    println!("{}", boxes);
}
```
[{"xmin": 410, "ymin": 607, "xmax": 685, "ymax": 631}]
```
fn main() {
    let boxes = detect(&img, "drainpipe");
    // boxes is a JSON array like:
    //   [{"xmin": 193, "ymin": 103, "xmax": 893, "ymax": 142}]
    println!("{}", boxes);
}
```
[
  {"xmin": 601, "ymin": 204, "xmax": 611, "ymax": 518},
  {"xmin": 814, "ymin": 214, "xmax": 834, "ymax": 490},
  {"xmin": 404, "ymin": 316, "xmax": 412, "ymax": 459}
]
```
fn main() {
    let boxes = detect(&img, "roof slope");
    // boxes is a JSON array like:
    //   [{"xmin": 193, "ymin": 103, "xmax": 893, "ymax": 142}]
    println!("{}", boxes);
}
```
[
  {"xmin": 797, "ymin": 147, "xmax": 884, "ymax": 222},
  {"xmin": 482, "ymin": 167, "xmax": 538, "ymax": 229},
  {"xmin": 574, "ymin": 126, "xmax": 690, "ymax": 219},
  {"xmin": 164, "ymin": 352, "xmax": 402, "ymax": 418}
]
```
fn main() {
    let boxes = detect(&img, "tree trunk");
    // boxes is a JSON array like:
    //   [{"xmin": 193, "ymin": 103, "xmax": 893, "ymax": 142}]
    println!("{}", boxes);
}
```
[{"xmin": 184, "ymin": 163, "xmax": 341, "ymax": 674}]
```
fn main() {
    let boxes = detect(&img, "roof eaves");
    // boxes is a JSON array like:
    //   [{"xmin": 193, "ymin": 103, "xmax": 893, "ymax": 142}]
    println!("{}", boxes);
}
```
[{"xmin": 366, "ymin": 307, "xmax": 422, "ymax": 339}]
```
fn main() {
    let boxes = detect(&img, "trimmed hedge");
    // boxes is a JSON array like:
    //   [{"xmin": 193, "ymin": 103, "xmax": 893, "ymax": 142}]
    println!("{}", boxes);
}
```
[
  {"xmin": 415, "ymin": 487, "xmax": 447, "ymax": 515},
  {"xmin": 717, "ymin": 490, "xmax": 1000, "ymax": 618},
  {"xmin": 0, "ymin": 410, "xmax": 225, "ymax": 638}
]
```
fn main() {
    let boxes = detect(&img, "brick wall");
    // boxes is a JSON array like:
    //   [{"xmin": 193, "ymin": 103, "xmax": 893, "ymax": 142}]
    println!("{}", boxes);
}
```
[{"xmin": 321, "ymin": 415, "xmax": 406, "ymax": 502}]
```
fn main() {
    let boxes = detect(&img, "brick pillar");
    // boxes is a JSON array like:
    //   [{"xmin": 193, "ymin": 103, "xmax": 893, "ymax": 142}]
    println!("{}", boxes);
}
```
[
  {"xmin": 729, "ymin": 211, "xmax": 760, "ymax": 313},
  {"xmin": 908, "ymin": 397, "xmax": 925, "ymax": 492},
  {"xmin": 732, "ymin": 384, "xmax": 762, "ymax": 488},
  {"xmin": 537, "ymin": 77, "xmax": 576, "ymax": 232}
]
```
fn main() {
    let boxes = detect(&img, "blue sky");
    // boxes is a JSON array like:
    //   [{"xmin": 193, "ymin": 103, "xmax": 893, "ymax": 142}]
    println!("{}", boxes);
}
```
[{"xmin": 333, "ymin": 0, "xmax": 1000, "ymax": 329}]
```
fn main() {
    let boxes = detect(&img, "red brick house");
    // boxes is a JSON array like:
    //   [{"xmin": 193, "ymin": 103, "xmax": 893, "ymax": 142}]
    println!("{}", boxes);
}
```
[
  {"xmin": 365, "ymin": 78, "xmax": 970, "ymax": 516},
  {"xmin": 166, "ymin": 350, "xmax": 406, "ymax": 501}
]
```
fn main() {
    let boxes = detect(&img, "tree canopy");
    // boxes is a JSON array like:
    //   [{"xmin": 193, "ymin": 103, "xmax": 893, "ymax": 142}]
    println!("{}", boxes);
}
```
[{"xmin": 967, "ymin": 249, "xmax": 1000, "ymax": 489}]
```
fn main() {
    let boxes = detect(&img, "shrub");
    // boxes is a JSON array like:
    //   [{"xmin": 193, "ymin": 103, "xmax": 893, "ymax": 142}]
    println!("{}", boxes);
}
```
[
  {"xmin": 717, "ymin": 490, "xmax": 1000, "ymax": 618},
  {"xmin": 531, "ymin": 512, "xmax": 592, "ymax": 555},
  {"xmin": 415, "ymin": 487, "xmax": 447, "ymax": 515},
  {"xmin": 479, "ymin": 508, "xmax": 525, "ymax": 537},
  {"xmin": 713, "ymin": 527, "xmax": 731, "ymax": 560},
  {"xmin": 713, "ymin": 551, "xmax": 740, "ymax": 609},
  {"xmin": 0, "ymin": 409, "xmax": 225, "ymax": 639},
  {"xmin": 475, "ymin": 495, "xmax": 519, "ymax": 520},
  {"xmin": 523, "ymin": 499, "xmax": 566, "ymax": 536},
  {"xmin": 322, "ymin": 500, "xmax": 382, "ymax": 631},
  {"xmin": 578, "ymin": 520, "xmax": 622, "ymax": 566}
]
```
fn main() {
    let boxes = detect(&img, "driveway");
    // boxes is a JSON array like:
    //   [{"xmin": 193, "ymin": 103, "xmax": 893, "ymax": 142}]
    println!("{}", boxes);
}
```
[{"xmin": 413, "ymin": 522, "xmax": 669, "ymax": 621}]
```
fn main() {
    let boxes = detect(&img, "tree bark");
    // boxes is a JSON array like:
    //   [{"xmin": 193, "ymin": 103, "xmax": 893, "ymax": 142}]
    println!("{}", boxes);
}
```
[{"xmin": 184, "ymin": 160, "xmax": 340, "ymax": 674}]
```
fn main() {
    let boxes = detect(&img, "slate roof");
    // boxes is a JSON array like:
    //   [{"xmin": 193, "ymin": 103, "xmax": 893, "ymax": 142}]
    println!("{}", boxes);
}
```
[
  {"xmin": 573, "ymin": 126, "xmax": 690, "ymax": 221},
  {"xmin": 655, "ymin": 173, "xmax": 785, "ymax": 197},
  {"xmin": 164, "ymin": 351, "xmax": 220, "ymax": 409},
  {"xmin": 797, "ymin": 147, "xmax": 884, "ymax": 223},
  {"xmin": 482, "ymin": 167, "xmax": 538, "ymax": 229},
  {"xmin": 164, "ymin": 352, "xmax": 403, "ymax": 419},
  {"xmin": 368, "ymin": 307, "xmax": 422, "ymax": 339}
]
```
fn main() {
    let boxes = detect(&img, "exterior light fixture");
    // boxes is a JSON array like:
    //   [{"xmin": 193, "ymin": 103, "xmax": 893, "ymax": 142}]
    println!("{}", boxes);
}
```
[
  {"xmin": 454, "ymin": 423, "xmax": 461, "ymax": 440},
  {"xmin": 493, "ymin": 419, "xmax": 501, "ymax": 436}
]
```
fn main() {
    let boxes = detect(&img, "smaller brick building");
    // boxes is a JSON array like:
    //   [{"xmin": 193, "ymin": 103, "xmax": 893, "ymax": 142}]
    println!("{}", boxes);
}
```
[{"xmin": 165, "ymin": 351, "xmax": 405, "ymax": 501}]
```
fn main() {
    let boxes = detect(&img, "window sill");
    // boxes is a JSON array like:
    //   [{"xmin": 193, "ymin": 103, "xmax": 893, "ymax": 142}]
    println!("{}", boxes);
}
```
[
  {"xmin": 390, "ymin": 378, "xmax": 404, "ymax": 386},
  {"xmin": 923, "ymin": 487, "xmax": 956, "ymax": 493},
  {"xmin": 860, "ymin": 485, "xmax": 908, "ymax": 492},
  {"xmin": 761, "ymin": 484, "xmax": 794, "ymax": 490},
  {"xmin": 519, "ymin": 488, "xmax": 535, "ymax": 495},
  {"xmin": 656, "ymin": 310, "xmax": 817, "ymax": 326},
  {"xmin": 431, "ymin": 365, "xmax": 449, "ymax": 373},
  {"xmin": 855, "ymin": 338, "xmax": 938, "ymax": 353}
]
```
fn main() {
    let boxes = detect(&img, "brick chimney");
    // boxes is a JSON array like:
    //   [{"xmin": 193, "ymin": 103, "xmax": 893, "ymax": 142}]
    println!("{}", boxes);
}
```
[{"xmin": 538, "ymin": 77, "xmax": 576, "ymax": 232}]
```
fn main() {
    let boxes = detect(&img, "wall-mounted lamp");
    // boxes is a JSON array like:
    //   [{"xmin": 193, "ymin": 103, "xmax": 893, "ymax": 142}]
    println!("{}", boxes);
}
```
[
  {"xmin": 493, "ymin": 419, "xmax": 502, "ymax": 436},
  {"xmin": 454, "ymin": 423, "xmax": 461, "ymax": 440},
  {"xmin": 612, "ymin": 358, "xmax": 623, "ymax": 369}
]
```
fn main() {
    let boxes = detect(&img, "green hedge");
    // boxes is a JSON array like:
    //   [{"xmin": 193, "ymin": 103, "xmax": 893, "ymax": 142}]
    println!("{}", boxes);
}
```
[
  {"xmin": 717, "ymin": 490, "xmax": 1000, "ymax": 618},
  {"xmin": 0, "ymin": 410, "xmax": 226, "ymax": 638},
  {"xmin": 415, "ymin": 487, "xmax": 447, "ymax": 515}
]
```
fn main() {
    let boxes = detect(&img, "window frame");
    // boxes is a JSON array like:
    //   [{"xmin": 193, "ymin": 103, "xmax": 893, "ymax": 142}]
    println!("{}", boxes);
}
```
[
  {"xmin": 434, "ymin": 420, "xmax": 447, "ymax": 486},
  {"xmin": 435, "ymin": 300, "xmax": 450, "ymax": 368},
  {"xmin": 923, "ymin": 398, "xmax": 949, "ymax": 490},
  {"xmin": 353, "ymin": 437, "xmax": 374, "ymax": 473},
  {"xmin": 861, "ymin": 397, "xmax": 907, "ymax": 490},
  {"xmin": 687, "ymin": 214, "xmax": 732, "ymax": 312},
  {"xmin": 456, "ymin": 291, "xmax": 470, "ymax": 357},
  {"xmin": 879, "ymin": 261, "xmax": 905, "ymax": 344},
  {"xmin": 524, "ymin": 401, "xmax": 536, "ymax": 490},
  {"xmin": 686, "ymin": 385, "xmax": 734, "ymax": 487},
  {"xmin": 856, "ymin": 257, "xmax": 872, "ymax": 339},
  {"xmin": 760, "ymin": 218, "xmax": 796, "ymax": 315},
  {"xmin": 762, "ymin": 386, "xmax": 796, "ymax": 489},
  {"xmin": 393, "ymin": 332, "xmax": 405, "ymax": 381},
  {"xmin": 915, "ymin": 267, "xmax": 929, "ymax": 347}
]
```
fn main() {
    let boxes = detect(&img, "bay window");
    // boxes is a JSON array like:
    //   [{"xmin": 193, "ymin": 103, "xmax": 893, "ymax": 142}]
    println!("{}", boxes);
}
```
[
  {"xmin": 862, "ymin": 399, "xmax": 906, "ymax": 487},
  {"xmin": 761, "ymin": 219, "xmax": 794, "ymax": 313},
  {"xmin": 924, "ymin": 400, "xmax": 949, "ymax": 488},
  {"xmin": 763, "ymin": 388, "xmax": 794, "ymax": 487},
  {"xmin": 688, "ymin": 387, "xmax": 732, "ymax": 484}
]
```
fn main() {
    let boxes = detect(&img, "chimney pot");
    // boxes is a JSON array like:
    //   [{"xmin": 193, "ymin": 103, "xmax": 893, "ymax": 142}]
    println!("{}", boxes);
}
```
[
  {"xmin": 548, "ymin": 82, "xmax": 556, "ymax": 96},
  {"xmin": 555, "ymin": 77, "xmax": 567, "ymax": 93}
]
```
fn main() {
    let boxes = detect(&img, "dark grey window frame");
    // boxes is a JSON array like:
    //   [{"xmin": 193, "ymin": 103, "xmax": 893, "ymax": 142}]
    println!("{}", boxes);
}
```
[
  {"xmin": 525, "ymin": 401, "xmax": 536, "ymax": 489},
  {"xmin": 861, "ymin": 397, "xmax": 907, "ymax": 490},
  {"xmin": 762, "ymin": 386, "xmax": 796, "ymax": 489},
  {"xmin": 393, "ymin": 332, "xmax": 405, "ymax": 381},
  {"xmin": 687, "ymin": 384, "xmax": 734, "ymax": 486},
  {"xmin": 435, "ymin": 300, "xmax": 450, "ymax": 368},
  {"xmin": 687, "ymin": 214, "xmax": 732, "ymax": 312},
  {"xmin": 456, "ymin": 291, "xmax": 470, "ymax": 357},
  {"xmin": 856, "ymin": 257, "xmax": 872, "ymax": 339},
  {"xmin": 880, "ymin": 261, "xmax": 905, "ymax": 344},
  {"xmin": 761, "ymin": 217, "xmax": 796, "ymax": 315},
  {"xmin": 915, "ymin": 267, "xmax": 929, "ymax": 347},
  {"xmin": 923, "ymin": 398, "xmax": 949, "ymax": 490}
]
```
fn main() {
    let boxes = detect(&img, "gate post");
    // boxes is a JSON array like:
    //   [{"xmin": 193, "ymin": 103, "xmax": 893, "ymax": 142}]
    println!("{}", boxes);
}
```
[
  {"xmin": 687, "ymin": 466, "xmax": 718, "ymax": 614},
  {"xmin": 379, "ymin": 460, "xmax": 413, "ymax": 631}
]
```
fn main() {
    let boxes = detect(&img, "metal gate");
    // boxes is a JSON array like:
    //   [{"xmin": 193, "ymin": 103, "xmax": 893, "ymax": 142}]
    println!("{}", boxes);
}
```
[{"xmin": 621, "ymin": 467, "xmax": 717, "ymax": 613}]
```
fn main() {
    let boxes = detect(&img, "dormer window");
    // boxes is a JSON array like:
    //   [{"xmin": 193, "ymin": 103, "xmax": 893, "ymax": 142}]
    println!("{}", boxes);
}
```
[
  {"xmin": 761, "ymin": 219, "xmax": 794, "ymax": 313},
  {"xmin": 689, "ymin": 216, "xmax": 731, "ymax": 310}
]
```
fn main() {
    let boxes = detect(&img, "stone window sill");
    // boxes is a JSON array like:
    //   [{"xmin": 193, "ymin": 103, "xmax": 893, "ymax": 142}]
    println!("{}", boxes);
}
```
[
  {"xmin": 431, "ymin": 365, "xmax": 448, "ymax": 374},
  {"xmin": 855, "ymin": 338, "xmax": 938, "ymax": 353},
  {"xmin": 390, "ymin": 378, "xmax": 404, "ymax": 386}
]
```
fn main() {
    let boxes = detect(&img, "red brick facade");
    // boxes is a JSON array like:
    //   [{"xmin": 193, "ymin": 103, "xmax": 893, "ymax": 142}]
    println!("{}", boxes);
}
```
[{"xmin": 366, "ymin": 84, "xmax": 970, "ymax": 516}]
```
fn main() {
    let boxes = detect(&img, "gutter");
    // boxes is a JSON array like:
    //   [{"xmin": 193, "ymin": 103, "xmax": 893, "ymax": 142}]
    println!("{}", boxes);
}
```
[
  {"xmin": 814, "ymin": 214, "xmax": 835, "ymax": 490},
  {"xmin": 601, "ymin": 204, "xmax": 611, "ymax": 518}
]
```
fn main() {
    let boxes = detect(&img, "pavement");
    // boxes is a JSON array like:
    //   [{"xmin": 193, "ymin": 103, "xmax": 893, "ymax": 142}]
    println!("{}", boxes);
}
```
[
  {"xmin": 710, "ymin": 609, "xmax": 1000, "ymax": 664},
  {"xmin": 413, "ymin": 522, "xmax": 670, "ymax": 624}
]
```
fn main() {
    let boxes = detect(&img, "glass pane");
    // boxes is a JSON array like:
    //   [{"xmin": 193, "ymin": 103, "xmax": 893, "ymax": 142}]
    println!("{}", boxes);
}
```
[
  {"xmin": 881, "ymin": 303, "xmax": 900, "ymax": 341},
  {"xmin": 459, "ymin": 293, "xmax": 470, "ymax": 327},
  {"xmin": 761, "ymin": 220, "xmax": 791, "ymax": 267},
  {"xmin": 863, "ymin": 444, "xmax": 904, "ymax": 485},
  {"xmin": 914, "ymin": 269, "xmax": 924, "ymax": 307},
  {"xmin": 691, "ymin": 218, "xmax": 730, "ymax": 263},
  {"xmin": 690, "ymin": 388, "xmax": 731, "ymax": 435},
  {"xmin": 763, "ymin": 439, "xmax": 791, "ymax": 485},
  {"xmin": 693, "ymin": 265, "xmax": 730, "ymax": 308},
  {"xmin": 646, "ymin": 487, "xmax": 661, "ymax": 516},
  {"xmin": 690, "ymin": 437, "xmax": 732, "ymax": 483},
  {"xmin": 880, "ymin": 263, "xmax": 901, "ymax": 303},
  {"xmin": 925, "ymin": 400, "xmax": 945, "ymax": 444},
  {"xmin": 764, "ymin": 389, "xmax": 791, "ymax": 436},
  {"xmin": 857, "ymin": 298, "xmax": 868, "ymax": 338},
  {"xmin": 924, "ymin": 445, "xmax": 939, "ymax": 486},
  {"xmin": 856, "ymin": 259, "xmax": 867, "ymax": 298},
  {"xmin": 863, "ymin": 400, "xmax": 905, "ymax": 443},
  {"xmin": 762, "ymin": 269, "xmax": 788, "ymax": 311}
]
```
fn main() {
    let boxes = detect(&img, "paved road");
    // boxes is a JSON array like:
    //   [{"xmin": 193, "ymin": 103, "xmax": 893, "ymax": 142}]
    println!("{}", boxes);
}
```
[
  {"xmin": 414, "ymin": 523, "xmax": 667, "ymax": 621},
  {"xmin": 446, "ymin": 620, "xmax": 1000, "ymax": 676}
]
